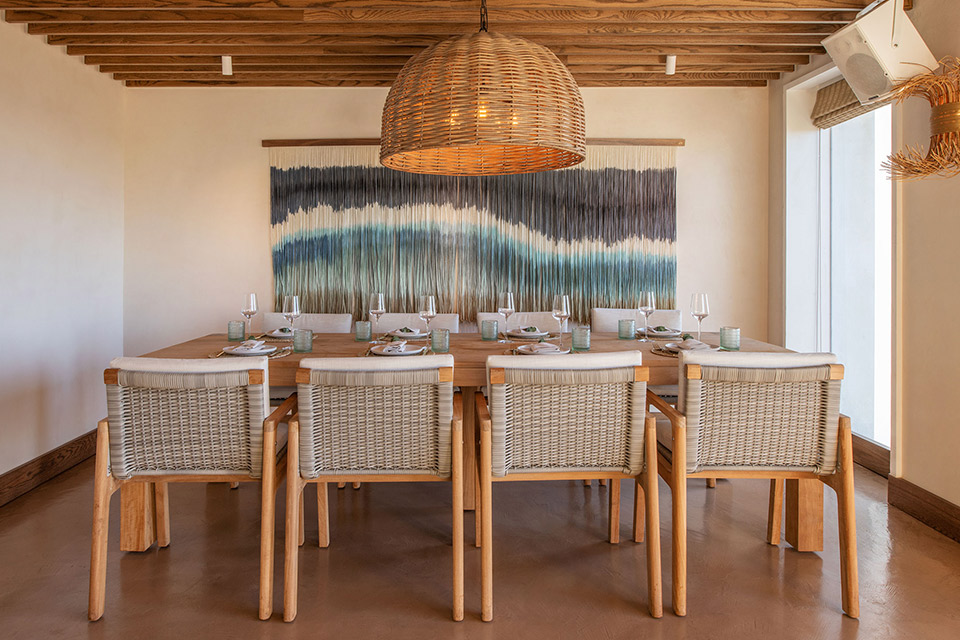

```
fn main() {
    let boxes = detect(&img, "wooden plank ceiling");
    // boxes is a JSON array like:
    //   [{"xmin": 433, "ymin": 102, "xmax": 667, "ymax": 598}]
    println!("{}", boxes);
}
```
[{"xmin": 0, "ymin": 1, "xmax": 878, "ymax": 88}]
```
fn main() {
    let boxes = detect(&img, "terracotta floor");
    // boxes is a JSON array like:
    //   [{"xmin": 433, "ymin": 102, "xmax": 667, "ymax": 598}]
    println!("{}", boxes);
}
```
[{"xmin": 1, "ymin": 461, "xmax": 959, "ymax": 640}]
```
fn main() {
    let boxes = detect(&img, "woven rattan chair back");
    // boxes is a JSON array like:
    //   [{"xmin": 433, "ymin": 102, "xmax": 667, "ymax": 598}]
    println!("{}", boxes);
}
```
[
  {"xmin": 296, "ymin": 356, "xmax": 455, "ymax": 479},
  {"xmin": 485, "ymin": 352, "xmax": 646, "ymax": 477},
  {"xmin": 104, "ymin": 357, "xmax": 269, "ymax": 480},
  {"xmin": 678, "ymin": 352, "xmax": 843, "ymax": 475}
]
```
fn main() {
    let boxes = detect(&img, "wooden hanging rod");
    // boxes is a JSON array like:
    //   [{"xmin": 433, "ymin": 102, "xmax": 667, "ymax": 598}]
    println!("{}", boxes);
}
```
[{"xmin": 261, "ymin": 137, "xmax": 685, "ymax": 147}]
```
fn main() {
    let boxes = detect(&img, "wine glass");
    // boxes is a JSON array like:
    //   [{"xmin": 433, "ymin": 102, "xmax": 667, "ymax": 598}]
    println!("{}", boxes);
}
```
[
  {"xmin": 552, "ymin": 294, "xmax": 571, "ymax": 350},
  {"xmin": 281, "ymin": 295, "xmax": 300, "ymax": 331},
  {"xmin": 369, "ymin": 293, "xmax": 386, "ymax": 342},
  {"xmin": 690, "ymin": 293, "xmax": 710, "ymax": 342},
  {"xmin": 419, "ymin": 294, "xmax": 437, "ymax": 333},
  {"xmin": 497, "ymin": 292, "xmax": 515, "ymax": 341},
  {"xmin": 241, "ymin": 293, "xmax": 258, "ymax": 339},
  {"xmin": 637, "ymin": 291, "xmax": 656, "ymax": 343}
]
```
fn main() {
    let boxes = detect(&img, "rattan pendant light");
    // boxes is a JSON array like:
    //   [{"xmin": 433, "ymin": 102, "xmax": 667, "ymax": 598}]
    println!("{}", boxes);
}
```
[{"xmin": 379, "ymin": 0, "xmax": 586, "ymax": 176}]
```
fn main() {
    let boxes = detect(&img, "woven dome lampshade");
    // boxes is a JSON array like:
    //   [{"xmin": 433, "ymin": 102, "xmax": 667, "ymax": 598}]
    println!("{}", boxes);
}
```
[{"xmin": 380, "ymin": 31, "xmax": 586, "ymax": 176}]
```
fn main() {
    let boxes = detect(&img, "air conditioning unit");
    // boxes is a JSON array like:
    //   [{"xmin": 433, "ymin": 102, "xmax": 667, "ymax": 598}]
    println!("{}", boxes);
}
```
[{"xmin": 822, "ymin": 0, "xmax": 936, "ymax": 104}]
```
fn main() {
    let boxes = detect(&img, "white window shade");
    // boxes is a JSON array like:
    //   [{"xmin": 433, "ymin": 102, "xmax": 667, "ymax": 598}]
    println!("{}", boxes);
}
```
[{"xmin": 811, "ymin": 78, "xmax": 893, "ymax": 129}]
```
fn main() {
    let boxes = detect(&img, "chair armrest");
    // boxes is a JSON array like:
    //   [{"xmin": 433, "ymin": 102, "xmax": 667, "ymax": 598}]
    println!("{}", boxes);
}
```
[
  {"xmin": 475, "ymin": 391, "xmax": 492, "ymax": 432},
  {"xmin": 264, "ymin": 393, "xmax": 298, "ymax": 433},
  {"xmin": 453, "ymin": 392, "xmax": 463, "ymax": 430},
  {"xmin": 646, "ymin": 389, "xmax": 685, "ymax": 425}
]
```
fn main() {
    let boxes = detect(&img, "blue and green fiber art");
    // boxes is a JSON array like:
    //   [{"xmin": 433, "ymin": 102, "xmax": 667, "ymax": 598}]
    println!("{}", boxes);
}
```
[{"xmin": 270, "ymin": 146, "xmax": 677, "ymax": 324}]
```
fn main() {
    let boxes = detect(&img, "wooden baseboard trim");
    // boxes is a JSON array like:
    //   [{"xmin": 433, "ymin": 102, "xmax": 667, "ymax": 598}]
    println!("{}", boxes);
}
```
[
  {"xmin": 852, "ymin": 434, "xmax": 890, "ymax": 477},
  {"xmin": 0, "ymin": 430, "xmax": 96, "ymax": 508},
  {"xmin": 888, "ymin": 476, "xmax": 960, "ymax": 543}
]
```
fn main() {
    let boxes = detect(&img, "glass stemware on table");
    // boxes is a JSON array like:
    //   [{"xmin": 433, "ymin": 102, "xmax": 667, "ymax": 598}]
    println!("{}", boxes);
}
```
[
  {"xmin": 419, "ymin": 295, "xmax": 437, "ymax": 333},
  {"xmin": 497, "ymin": 292, "xmax": 515, "ymax": 343},
  {"xmin": 241, "ymin": 293, "xmax": 258, "ymax": 339},
  {"xmin": 690, "ymin": 292, "xmax": 710, "ymax": 342},
  {"xmin": 369, "ymin": 292, "xmax": 386, "ymax": 343},
  {"xmin": 282, "ymin": 295, "xmax": 300, "ymax": 332},
  {"xmin": 637, "ymin": 291, "xmax": 655, "ymax": 343},
  {"xmin": 552, "ymin": 294, "xmax": 571, "ymax": 350}
]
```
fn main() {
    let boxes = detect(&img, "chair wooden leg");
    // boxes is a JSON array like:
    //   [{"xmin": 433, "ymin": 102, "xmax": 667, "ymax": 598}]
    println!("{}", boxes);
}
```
[
  {"xmin": 633, "ymin": 478, "xmax": 645, "ymax": 543},
  {"xmin": 451, "ymin": 419, "xmax": 464, "ymax": 622},
  {"xmin": 480, "ymin": 420, "xmax": 493, "ymax": 622},
  {"xmin": 337, "ymin": 482, "xmax": 346, "ymax": 489},
  {"xmin": 767, "ymin": 479, "xmax": 784, "ymax": 545},
  {"xmin": 835, "ymin": 417, "xmax": 859, "ymax": 618},
  {"xmin": 608, "ymin": 478, "xmax": 621, "ymax": 544},
  {"xmin": 705, "ymin": 478, "xmax": 716, "ymax": 488},
  {"xmin": 155, "ymin": 482, "xmax": 171, "ymax": 548},
  {"xmin": 88, "ymin": 421, "xmax": 113, "ymax": 622},
  {"xmin": 583, "ymin": 479, "xmax": 591, "ymax": 487},
  {"xmin": 229, "ymin": 481, "xmax": 240, "ymax": 489},
  {"xmin": 259, "ymin": 428, "xmax": 278, "ymax": 621},
  {"xmin": 352, "ymin": 482, "xmax": 361, "ymax": 489},
  {"xmin": 600, "ymin": 479, "xmax": 608, "ymax": 487},
  {"xmin": 298, "ymin": 489, "xmax": 305, "ymax": 547},
  {"xmin": 474, "ymin": 465, "xmax": 482, "ymax": 548},
  {"xmin": 671, "ymin": 424, "xmax": 688, "ymax": 617},
  {"xmin": 317, "ymin": 483, "xmax": 329, "ymax": 548},
  {"xmin": 644, "ymin": 415, "xmax": 663, "ymax": 618},
  {"xmin": 283, "ymin": 420, "xmax": 303, "ymax": 623}
]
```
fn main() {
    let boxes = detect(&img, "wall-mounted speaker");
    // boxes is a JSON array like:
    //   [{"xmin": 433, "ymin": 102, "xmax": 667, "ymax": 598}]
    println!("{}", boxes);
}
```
[{"xmin": 823, "ymin": 0, "xmax": 936, "ymax": 105}]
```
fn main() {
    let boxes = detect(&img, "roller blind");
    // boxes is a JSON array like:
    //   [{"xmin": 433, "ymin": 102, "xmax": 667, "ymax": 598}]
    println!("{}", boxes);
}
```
[{"xmin": 811, "ymin": 78, "xmax": 892, "ymax": 129}]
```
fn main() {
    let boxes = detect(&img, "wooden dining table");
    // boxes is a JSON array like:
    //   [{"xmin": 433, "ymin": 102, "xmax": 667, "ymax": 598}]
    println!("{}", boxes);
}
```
[{"xmin": 118, "ymin": 331, "xmax": 824, "ymax": 555}]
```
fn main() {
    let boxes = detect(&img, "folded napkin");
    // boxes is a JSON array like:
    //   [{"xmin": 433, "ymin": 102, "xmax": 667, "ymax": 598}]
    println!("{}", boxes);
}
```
[
  {"xmin": 511, "ymin": 326, "xmax": 543, "ymax": 335},
  {"xmin": 395, "ymin": 327, "xmax": 419, "ymax": 334},
  {"xmin": 382, "ymin": 340, "xmax": 408, "ymax": 354},
  {"xmin": 677, "ymin": 338, "xmax": 711, "ymax": 351},
  {"xmin": 525, "ymin": 342, "xmax": 562, "ymax": 353},
  {"xmin": 234, "ymin": 340, "xmax": 266, "ymax": 352}
]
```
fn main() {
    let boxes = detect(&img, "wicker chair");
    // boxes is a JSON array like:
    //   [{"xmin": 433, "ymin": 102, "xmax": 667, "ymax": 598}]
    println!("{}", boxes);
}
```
[
  {"xmin": 590, "ymin": 308, "xmax": 682, "ymax": 334},
  {"xmin": 649, "ymin": 350, "xmax": 858, "ymax": 618},
  {"xmin": 374, "ymin": 312, "xmax": 460, "ymax": 334},
  {"xmin": 477, "ymin": 311, "xmax": 569, "ymax": 334},
  {"xmin": 263, "ymin": 312, "xmax": 353, "ymax": 333},
  {"xmin": 89, "ymin": 357, "xmax": 295, "ymax": 621},
  {"xmin": 475, "ymin": 351, "xmax": 662, "ymax": 621},
  {"xmin": 283, "ymin": 355, "xmax": 463, "ymax": 622}
]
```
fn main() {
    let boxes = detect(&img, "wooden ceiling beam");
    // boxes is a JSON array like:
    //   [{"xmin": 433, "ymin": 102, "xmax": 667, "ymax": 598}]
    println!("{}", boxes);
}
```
[
  {"xmin": 97, "ymin": 62, "xmax": 795, "ymax": 73},
  {"xmin": 0, "ymin": 1, "xmax": 872, "ymax": 10},
  {"xmin": 45, "ymin": 33, "xmax": 828, "ymax": 46},
  {"xmin": 28, "ymin": 21, "xmax": 841, "ymax": 36},
  {"xmin": 121, "ymin": 78, "xmax": 769, "ymax": 88},
  {"xmin": 82, "ymin": 53, "xmax": 809, "ymax": 66},
  {"xmin": 111, "ymin": 70, "xmax": 781, "ymax": 80},
  {"xmin": 65, "ymin": 43, "xmax": 825, "ymax": 56},
  {"xmin": 5, "ymin": 9, "xmax": 304, "ymax": 21},
  {"xmin": 6, "ymin": 8, "xmax": 859, "ymax": 24}
]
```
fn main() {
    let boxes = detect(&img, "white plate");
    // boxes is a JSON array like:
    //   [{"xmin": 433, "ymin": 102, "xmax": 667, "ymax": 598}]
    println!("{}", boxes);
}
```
[
  {"xmin": 516, "ymin": 344, "xmax": 570, "ymax": 355},
  {"xmin": 267, "ymin": 329, "xmax": 294, "ymax": 339},
  {"xmin": 662, "ymin": 342, "xmax": 719, "ymax": 353},
  {"xmin": 389, "ymin": 329, "xmax": 429, "ymax": 339},
  {"xmin": 223, "ymin": 345, "xmax": 277, "ymax": 356},
  {"xmin": 507, "ymin": 328, "xmax": 550, "ymax": 338},
  {"xmin": 370, "ymin": 344, "xmax": 427, "ymax": 357}
]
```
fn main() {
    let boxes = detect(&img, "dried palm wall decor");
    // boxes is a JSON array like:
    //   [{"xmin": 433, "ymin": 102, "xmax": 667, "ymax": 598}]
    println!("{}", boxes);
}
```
[
  {"xmin": 884, "ymin": 56, "xmax": 960, "ymax": 180},
  {"xmin": 269, "ymin": 144, "xmax": 677, "ymax": 324}
]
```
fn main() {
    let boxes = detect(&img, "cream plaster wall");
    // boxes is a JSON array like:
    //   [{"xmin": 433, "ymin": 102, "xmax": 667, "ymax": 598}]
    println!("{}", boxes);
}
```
[
  {"xmin": 122, "ymin": 87, "xmax": 769, "ymax": 356},
  {"xmin": 896, "ymin": 0, "xmax": 960, "ymax": 505},
  {"xmin": 0, "ymin": 22, "xmax": 124, "ymax": 475}
]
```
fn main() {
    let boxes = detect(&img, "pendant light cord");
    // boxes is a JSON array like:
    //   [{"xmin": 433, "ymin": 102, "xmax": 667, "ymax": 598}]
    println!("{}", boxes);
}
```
[{"xmin": 479, "ymin": 0, "xmax": 488, "ymax": 32}]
